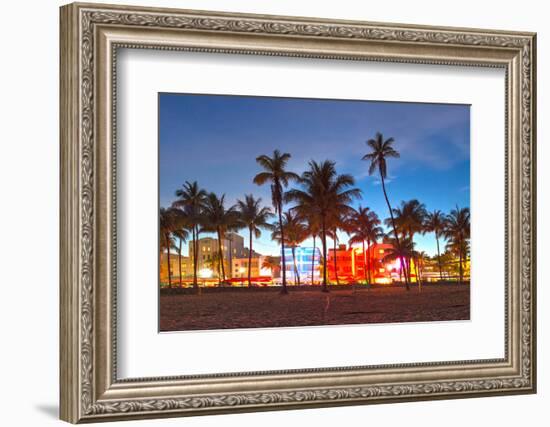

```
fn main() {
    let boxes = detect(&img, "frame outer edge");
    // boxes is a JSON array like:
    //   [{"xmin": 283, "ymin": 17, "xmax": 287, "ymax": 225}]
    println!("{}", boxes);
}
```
[
  {"xmin": 529, "ymin": 33, "xmax": 536, "ymax": 393},
  {"xmin": 59, "ymin": 2, "xmax": 537, "ymax": 422},
  {"xmin": 60, "ymin": 3, "xmax": 81, "ymax": 424}
]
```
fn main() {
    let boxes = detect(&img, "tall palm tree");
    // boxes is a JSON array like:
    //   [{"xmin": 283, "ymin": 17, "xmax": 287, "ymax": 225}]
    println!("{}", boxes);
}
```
[
  {"xmin": 254, "ymin": 150, "xmax": 299, "ymax": 294},
  {"xmin": 201, "ymin": 193, "xmax": 239, "ymax": 285},
  {"xmin": 444, "ymin": 206, "xmax": 470, "ymax": 284},
  {"xmin": 286, "ymin": 160, "xmax": 361, "ymax": 292},
  {"xmin": 271, "ymin": 211, "xmax": 307, "ymax": 285},
  {"xmin": 424, "ymin": 209, "xmax": 446, "ymax": 281},
  {"xmin": 236, "ymin": 194, "xmax": 274, "ymax": 287},
  {"xmin": 362, "ymin": 132, "xmax": 409, "ymax": 289},
  {"xmin": 159, "ymin": 207, "xmax": 178, "ymax": 288},
  {"xmin": 173, "ymin": 181, "xmax": 207, "ymax": 292},
  {"xmin": 348, "ymin": 206, "xmax": 382, "ymax": 285}
]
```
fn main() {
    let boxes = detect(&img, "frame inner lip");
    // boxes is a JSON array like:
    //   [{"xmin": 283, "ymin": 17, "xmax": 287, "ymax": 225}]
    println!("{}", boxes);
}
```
[{"xmin": 109, "ymin": 41, "xmax": 511, "ymax": 383}]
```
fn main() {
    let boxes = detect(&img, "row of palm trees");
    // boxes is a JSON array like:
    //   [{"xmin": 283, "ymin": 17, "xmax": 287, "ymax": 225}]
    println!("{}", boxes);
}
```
[
  {"xmin": 160, "ymin": 182, "xmax": 274, "ymax": 289},
  {"xmin": 373, "ymin": 202, "xmax": 470, "ymax": 290},
  {"xmin": 160, "ymin": 131, "xmax": 470, "ymax": 293}
]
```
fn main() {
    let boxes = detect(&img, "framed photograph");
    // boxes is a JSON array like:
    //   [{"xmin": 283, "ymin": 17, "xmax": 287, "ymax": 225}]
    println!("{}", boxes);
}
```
[{"xmin": 60, "ymin": 2, "xmax": 537, "ymax": 423}]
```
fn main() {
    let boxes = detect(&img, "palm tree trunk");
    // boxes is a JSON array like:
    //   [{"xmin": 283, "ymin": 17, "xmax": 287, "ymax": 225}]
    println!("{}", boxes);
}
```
[
  {"xmin": 228, "ymin": 238, "xmax": 233, "ymax": 280},
  {"xmin": 217, "ymin": 229, "xmax": 225, "ymax": 285},
  {"xmin": 459, "ymin": 238, "xmax": 464, "ymax": 285},
  {"xmin": 165, "ymin": 234, "xmax": 172, "ymax": 289},
  {"xmin": 178, "ymin": 239, "xmax": 183, "ymax": 288},
  {"xmin": 419, "ymin": 259, "xmax": 423, "ymax": 289},
  {"xmin": 436, "ymin": 232, "xmax": 443, "ymax": 281},
  {"xmin": 248, "ymin": 227, "xmax": 253, "ymax": 287},
  {"xmin": 277, "ymin": 204, "xmax": 288, "ymax": 294},
  {"xmin": 311, "ymin": 235, "xmax": 316, "ymax": 285},
  {"xmin": 414, "ymin": 257, "xmax": 421, "ymax": 291},
  {"xmin": 321, "ymin": 215, "xmax": 329, "ymax": 292},
  {"xmin": 195, "ymin": 227, "xmax": 202, "ymax": 293},
  {"xmin": 366, "ymin": 237, "xmax": 372, "ymax": 285},
  {"xmin": 333, "ymin": 231, "xmax": 339, "ymax": 285},
  {"xmin": 409, "ymin": 229, "xmax": 417, "ymax": 288},
  {"xmin": 192, "ymin": 226, "xmax": 197, "ymax": 289},
  {"xmin": 380, "ymin": 173, "xmax": 409, "ymax": 290},
  {"xmin": 362, "ymin": 240, "xmax": 367, "ymax": 283},
  {"xmin": 292, "ymin": 246, "xmax": 300, "ymax": 285}
]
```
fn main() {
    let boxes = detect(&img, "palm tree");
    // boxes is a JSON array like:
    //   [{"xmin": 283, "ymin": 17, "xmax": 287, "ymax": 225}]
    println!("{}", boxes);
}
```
[
  {"xmin": 381, "ymin": 235, "xmax": 415, "ymax": 285},
  {"xmin": 254, "ymin": 150, "xmax": 299, "ymax": 294},
  {"xmin": 293, "ymin": 206, "xmax": 321, "ymax": 285},
  {"xmin": 306, "ymin": 219, "xmax": 320, "ymax": 285},
  {"xmin": 415, "ymin": 250, "xmax": 429, "ymax": 291},
  {"xmin": 348, "ymin": 206, "xmax": 382, "ymax": 285},
  {"xmin": 159, "ymin": 207, "xmax": 178, "ymax": 288},
  {"xmin": 348, "ymin": 229, "xmax": 369, "ymax": 283},
  {"xmin": 201, "ymin": 193, "xmax": 239, "ymax": 285},
  {"xmin": 173, "ymin": 181, "xmax": 207, "ymax": 292},
  {"xmin": 424, "ymin": 209, "xmax": 446, "ymax": 281},
  {"xmin": 262, "ymin": 256, "xmax": 281, "ymax": 279},
  {"xmin": 236, "ymin": 195, "xmax": 274, "ymax": 287},
  {"xmin": 271, "ymin": 211, "xmax": 307, "ymax": 285},
  {"xmin": 444, "ymin": 207, "xmax": 470, "ymax": 284},
  {"xmin": 389, "ymin": 200, "xmax": 427, "ymax": 287},
  {"xmin": 331, "ymin": 207, "xmax": 360, "ymax": 285},
  {"xmin": 364, "ymin": 213, "xmax": 383, "ymax": 284},
  {"xmin": 205, "ymin": 251, "xmax": 222, "ymax": 281},
  {"xmin": 362, "ymin": 132, "xmax": 409, "ymax": 289},
  {"xmin": 286, "ymin": 160, "xmax": 361, "ymax": 292}
]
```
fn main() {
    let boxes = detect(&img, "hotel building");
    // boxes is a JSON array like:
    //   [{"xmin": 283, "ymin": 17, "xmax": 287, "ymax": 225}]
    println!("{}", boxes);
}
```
[
  {"xmin": 327, "ymin": 242, "xmax": 412, "ymax": 284},
  {"xmin": 282, "ymin": 246, "xmax": 322, "ymax": 284}
]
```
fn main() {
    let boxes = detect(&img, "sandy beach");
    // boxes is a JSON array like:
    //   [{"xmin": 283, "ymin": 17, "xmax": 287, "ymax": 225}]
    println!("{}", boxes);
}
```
[{"xmin": 160, "ymin": 284, "xmax": 470, "ymax": 331}]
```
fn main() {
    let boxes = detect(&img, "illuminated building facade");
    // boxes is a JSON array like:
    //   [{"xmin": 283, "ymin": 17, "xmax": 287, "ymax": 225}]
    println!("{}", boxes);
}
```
[
  {"xmin": 189, "ymin": 232, "xmax": 248, "ymax": 274},
  {"xmin": 282, "ymin": 247, "xmax": 322, "ymax": 284},
  {"xmin": 160, "ymin": 237, "xmax": 415, "ymax": 286},
  {"xmin": 327, "ymin": 243, "xmax": 407, "ymax": 284},
  {"xmin": 232, "ymin": 257, "xmax": 261, "ymax": 279},
  {"xmin": 159, "ymin": 252, "xmax": 192, "ymax": 283}
]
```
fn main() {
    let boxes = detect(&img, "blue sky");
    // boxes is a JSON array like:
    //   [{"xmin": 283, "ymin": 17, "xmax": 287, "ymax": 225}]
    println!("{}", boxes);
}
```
[{"xmin": 159, "ymin": 93, "xmax": 470, "ymax": 257}]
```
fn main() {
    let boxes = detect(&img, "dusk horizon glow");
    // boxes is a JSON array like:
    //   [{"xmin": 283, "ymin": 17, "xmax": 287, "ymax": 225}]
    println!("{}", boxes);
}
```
[{"xmin": 159, "ymin": 93, "xmax": 470, "ymax": 258}]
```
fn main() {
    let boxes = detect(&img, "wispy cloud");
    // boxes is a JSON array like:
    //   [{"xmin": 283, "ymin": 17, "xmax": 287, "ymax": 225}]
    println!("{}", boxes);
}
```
[{"xmin": 371, "ymin": 175, "xmax": 397, "ymax": 186}]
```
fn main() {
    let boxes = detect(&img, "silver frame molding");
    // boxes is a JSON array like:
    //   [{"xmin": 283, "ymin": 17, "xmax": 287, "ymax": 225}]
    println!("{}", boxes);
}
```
[{"xmin": 60, "ymin": 2, "xmax": 537, "ymax": 423}]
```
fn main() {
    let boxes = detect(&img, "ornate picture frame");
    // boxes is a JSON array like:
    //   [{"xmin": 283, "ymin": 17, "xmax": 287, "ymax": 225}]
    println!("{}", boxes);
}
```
[{"xmin": 60, "ymin": 2, "xmax": 536, "ymax": 423}]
